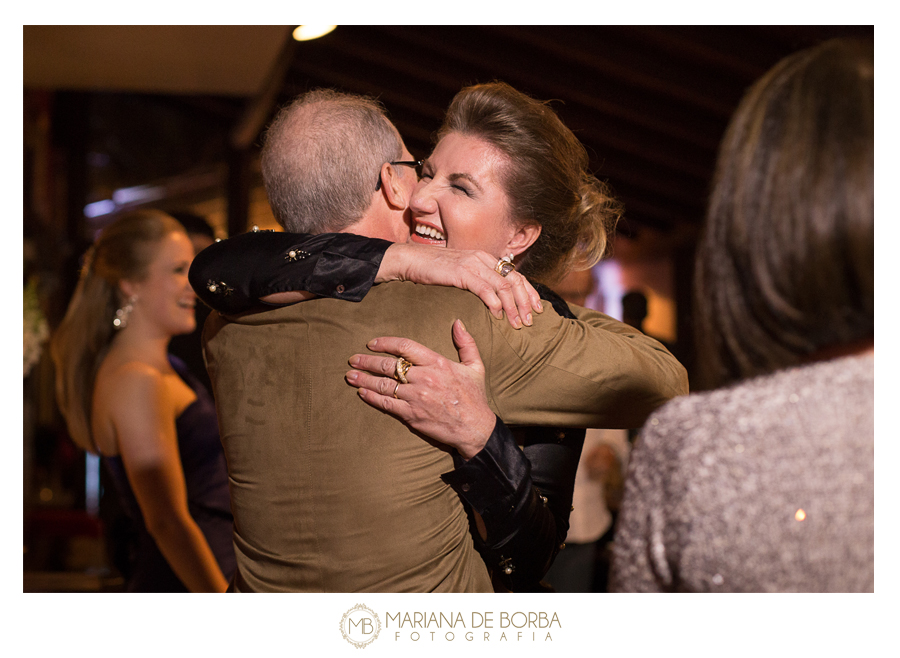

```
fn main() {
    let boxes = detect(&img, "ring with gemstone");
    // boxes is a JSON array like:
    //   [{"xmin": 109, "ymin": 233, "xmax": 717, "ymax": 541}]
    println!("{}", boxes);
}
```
[
  {"xmin": 495, "ymin": 255, "xmax": 515, "ymax": 277},
  {"xmin": 394, "ymin": 357, "xmax": 412, "ymax": 384}
]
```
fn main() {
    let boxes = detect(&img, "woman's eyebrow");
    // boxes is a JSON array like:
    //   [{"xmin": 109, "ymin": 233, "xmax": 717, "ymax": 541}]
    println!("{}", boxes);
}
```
[{"xmin": 447, "ymin": 172, "xmax": 482, "ymax": 192}]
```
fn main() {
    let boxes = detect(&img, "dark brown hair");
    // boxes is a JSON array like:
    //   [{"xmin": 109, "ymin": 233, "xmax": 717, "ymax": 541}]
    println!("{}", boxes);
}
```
[
  {"xmin": 438, "ymin": 82, "xmax": 622, "ymax": 284},
  {"xmin": 695, "ymin": 39, "xmax": 873, "ymax": 388}
]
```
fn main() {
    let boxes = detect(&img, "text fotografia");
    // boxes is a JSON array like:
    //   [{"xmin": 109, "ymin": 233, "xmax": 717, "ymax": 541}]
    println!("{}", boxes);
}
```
[{"xmin": 386, "ymin": 611, "xmax": 561, "ymax": 642}]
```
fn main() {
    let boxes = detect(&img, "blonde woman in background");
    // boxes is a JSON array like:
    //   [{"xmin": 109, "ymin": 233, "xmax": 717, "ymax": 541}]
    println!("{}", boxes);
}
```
[{"xmin": 52, "ymin": 210, "xmax": 233, "ymax": 592}]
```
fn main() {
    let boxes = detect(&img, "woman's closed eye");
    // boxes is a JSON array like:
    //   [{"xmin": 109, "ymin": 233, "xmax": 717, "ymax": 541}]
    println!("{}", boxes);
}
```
[
  {"xmin": 447, "ymin": 174, "xmax": 478, "ymax": 197},
  {"xmin": 418, "ymin": 173, "xmax": 469, "ymax": 195}
]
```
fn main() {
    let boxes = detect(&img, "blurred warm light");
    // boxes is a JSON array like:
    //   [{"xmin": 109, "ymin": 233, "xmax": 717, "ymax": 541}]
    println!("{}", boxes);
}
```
[
  {"xmin": 39, "ymin": 487, "xmax": 53, "ymax": 502},
  {"xmin": 293, "ymin": 25, "xmax": 336, "ymax": 41},
  {"xmin": 795, "ymin": 509, "xmax": 807, "ymax": 521}
]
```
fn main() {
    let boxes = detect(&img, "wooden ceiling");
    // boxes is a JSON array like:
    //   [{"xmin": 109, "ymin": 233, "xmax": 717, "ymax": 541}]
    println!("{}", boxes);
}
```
[
  {"xmin": 25, "ymin": 25, "xmax": 873, "ymax": 246},
  {"xmin": 23, "ymin": 25, "xmax": 289, "ymax": 96}
]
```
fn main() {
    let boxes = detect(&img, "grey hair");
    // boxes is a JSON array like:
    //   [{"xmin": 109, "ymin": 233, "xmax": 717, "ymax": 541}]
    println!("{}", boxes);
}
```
[{"xmin": 260, "ymin": 89, "xmax": 405, "ymax": 233}]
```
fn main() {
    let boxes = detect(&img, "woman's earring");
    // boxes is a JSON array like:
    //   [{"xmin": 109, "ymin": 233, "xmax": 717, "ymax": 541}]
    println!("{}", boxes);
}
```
[{"xmin": 113, "ymin": 296, "xmax": 137, "ymax": 330}]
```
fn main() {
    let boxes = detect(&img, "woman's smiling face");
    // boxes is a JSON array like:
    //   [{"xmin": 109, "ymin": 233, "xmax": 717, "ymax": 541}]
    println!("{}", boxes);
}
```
[
  {"xmin": 123, "ymin": 230, "xmax": 197, "ymax": 338},
  {"xmin": 408, "ymin": 132, "xmax": 529, "ymax": 259}
]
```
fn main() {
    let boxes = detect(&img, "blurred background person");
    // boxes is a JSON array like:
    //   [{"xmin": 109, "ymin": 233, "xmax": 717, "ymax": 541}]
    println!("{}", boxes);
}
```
[
  {"xmin": 543, "ymin": 268, "xmax": 630, "ymax": 593},
  {"xmin": 621, "ymin": 289, "xmax": 685, "ymax": 382},
  {"xmin": 621, "ymin": 291, "xmax": 648, "ymax": 334},
  {"xmin": 51, "ymin": 210, "xmax": 233, "ymax": 592},
  {"xmin": 611, "ymin": 38, "xmax": 873, "ymax": 592}
]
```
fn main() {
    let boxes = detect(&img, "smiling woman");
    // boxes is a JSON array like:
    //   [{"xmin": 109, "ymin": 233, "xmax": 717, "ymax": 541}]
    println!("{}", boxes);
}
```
[
  {"xmin": 117, "ymin": 230, "xmax": 198, "ymax": 338},
  {"xmin": 428, "ymin": 82, "xmax": 622, "ymax": 286},
  {"xmin": 410, "ymin": 133, "xmax": 531, "ymax": 260},
  {"xmin": 51, "ymin": 210, "xmax": 234, "ymax": 592}
]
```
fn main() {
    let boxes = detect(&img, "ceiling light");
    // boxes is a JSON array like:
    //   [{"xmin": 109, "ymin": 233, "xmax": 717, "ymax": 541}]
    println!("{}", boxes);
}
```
[{"xmin": 293, "ymin": 25, "xmax": 336, "ymax": 41}]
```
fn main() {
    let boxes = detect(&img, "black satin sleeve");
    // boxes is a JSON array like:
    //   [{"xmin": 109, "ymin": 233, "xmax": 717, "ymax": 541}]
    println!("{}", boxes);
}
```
[
  {"xmin": 441, "ymin": 418, "xmax": 584, "ymax": 592},
  {"xmin": 188, "ymin": 230, "xmax": 391, "ymax": 314},
  {"xmin": 440, "ymin": 283, "xmax": 586, "ymax": 592}
]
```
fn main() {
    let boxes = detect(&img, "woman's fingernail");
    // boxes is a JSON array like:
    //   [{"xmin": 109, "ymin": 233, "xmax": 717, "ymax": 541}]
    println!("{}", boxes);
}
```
[
  {"xmin": 368, "ymin": 339, "xmax": 378, "ymax": 349},
  {"xmin": 536, "ymin": 301, "xmax": 543, "ymax": 312},
  {"xmin": 346, "ymin": 371, "xmax": 358, "ymax": 382},
  {"xmin": 524, "ymin": 313, "xmax": 532, "ymax": 326},
  {"xmin": 457, "ymin": 319, "xmax": 467, "ymax": 332},
  {"xmin": 514, "ymin": 316, "xmax": 522, "ymax": 329},
  {"xmin": 349, "ymin": 356, "xmax": 360, "ymax": 367}
]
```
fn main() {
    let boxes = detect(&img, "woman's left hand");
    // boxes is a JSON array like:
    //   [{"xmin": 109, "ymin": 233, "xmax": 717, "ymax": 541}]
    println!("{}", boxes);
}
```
[{"xmin": 345, "ymin": 319, "xmax": 496, "ymax": 459}]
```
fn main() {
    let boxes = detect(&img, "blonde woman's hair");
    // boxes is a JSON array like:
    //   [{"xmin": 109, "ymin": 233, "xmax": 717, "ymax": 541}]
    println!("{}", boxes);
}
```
[
  {"xmin": 438, "ymin": 82, "xmax": 623, "ymax": 285},
  {"xmin": 50, "ymin": 210, "xmax": 186, "ymax": 452}
]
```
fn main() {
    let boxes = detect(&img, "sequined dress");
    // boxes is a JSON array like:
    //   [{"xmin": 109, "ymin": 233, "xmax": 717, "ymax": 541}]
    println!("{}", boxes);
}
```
[{"xmin": 610, "ymin": 353, "xmax": 874, "ymax": 592}]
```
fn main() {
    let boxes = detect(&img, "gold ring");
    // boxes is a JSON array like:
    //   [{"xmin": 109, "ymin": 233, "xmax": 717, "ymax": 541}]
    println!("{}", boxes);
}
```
[
  {"xmin": 392, "ymin": 381, "xmax": 401, "ymax": 398},
  {"xmin": 495, "ymin": 255, "xmax": 515, "ymax": 278},
  {"xmin": 394, "ymin": 357, "xmax": 412, "ymax": 384}
]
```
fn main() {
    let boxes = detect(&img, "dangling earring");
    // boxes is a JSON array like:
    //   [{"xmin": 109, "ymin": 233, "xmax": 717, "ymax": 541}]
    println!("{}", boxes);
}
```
[{"xmin": 113, "ymin": 296, "xmax": 137, "ymax": 330}]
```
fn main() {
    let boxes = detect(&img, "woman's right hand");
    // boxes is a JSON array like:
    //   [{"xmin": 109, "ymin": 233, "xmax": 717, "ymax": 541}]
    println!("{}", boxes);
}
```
[
  {"xmin": 346, "ymin": 319, "xmax": 496, "ymax": 459},
  {"xmin": 376, "ymin": 243, "xmax": 543, "ymax": 329}
]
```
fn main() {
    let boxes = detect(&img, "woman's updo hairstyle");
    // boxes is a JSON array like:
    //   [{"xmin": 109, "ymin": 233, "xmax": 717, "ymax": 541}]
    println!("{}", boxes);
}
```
[
  {"xmin": 51, "ymin": 209, "xmax": 187, "ymax": 451},
  {"xmin": 438, "ymin": 82, "xmax": 622, "ymax": 284}
]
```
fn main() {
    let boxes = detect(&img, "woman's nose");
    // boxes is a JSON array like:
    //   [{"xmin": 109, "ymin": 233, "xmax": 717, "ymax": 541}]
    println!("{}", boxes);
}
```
[{"xmin": 409, "ymin": 181, "xmax": 437, "ymax": 215}]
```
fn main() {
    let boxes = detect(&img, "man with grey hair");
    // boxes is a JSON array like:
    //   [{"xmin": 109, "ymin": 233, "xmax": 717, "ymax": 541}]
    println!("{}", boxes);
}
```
[
  {"xmin": 261, "ymin": 89, "xmax": 416, "ymax": 240},
  {"xmin": 195, "ymin": 89, "xmax": 686, "ymax": 592},
  {"xmin": 261, "ymin": 89, "xmax": 414, "ymax": 237}
]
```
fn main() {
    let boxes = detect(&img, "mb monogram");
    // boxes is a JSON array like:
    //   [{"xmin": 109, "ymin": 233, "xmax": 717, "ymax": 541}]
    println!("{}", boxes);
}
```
[{"xmin": 339, "ymin": 604, "xmax": 381, "ymax": 648}]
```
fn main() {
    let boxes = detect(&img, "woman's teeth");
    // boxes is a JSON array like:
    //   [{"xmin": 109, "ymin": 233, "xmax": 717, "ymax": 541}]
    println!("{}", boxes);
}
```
[{"xmin": 415, "ymin": 224, "xmax": 446, "ymax": 241}]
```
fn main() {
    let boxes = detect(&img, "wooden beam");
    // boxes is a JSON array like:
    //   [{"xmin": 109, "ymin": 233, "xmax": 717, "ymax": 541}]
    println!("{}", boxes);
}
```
[{"xmin": 230, "ymin": 28, "xmax": 296, "ymax": 150}]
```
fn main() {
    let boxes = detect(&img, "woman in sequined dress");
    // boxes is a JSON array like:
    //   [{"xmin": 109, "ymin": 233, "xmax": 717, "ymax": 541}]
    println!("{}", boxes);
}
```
[{"xmin": 610, "ymin": 38, "xmax": 874, "ymax": 592}]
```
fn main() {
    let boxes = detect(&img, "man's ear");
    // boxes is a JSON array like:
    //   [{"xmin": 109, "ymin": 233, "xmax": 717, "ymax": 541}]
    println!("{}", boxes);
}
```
[
  {"xmin": 506, "ymin": 223, "xmax": 542, "ymax": 258},
  {"xmin": 380, "ymin": 163, "xmax": 412, "ymax": 210}
]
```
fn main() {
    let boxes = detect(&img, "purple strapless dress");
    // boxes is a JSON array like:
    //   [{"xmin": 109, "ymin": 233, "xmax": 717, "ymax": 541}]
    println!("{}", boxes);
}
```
[{"xmin": 103, "ymin": 355, "xmax": 235, "ymax": 592}]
